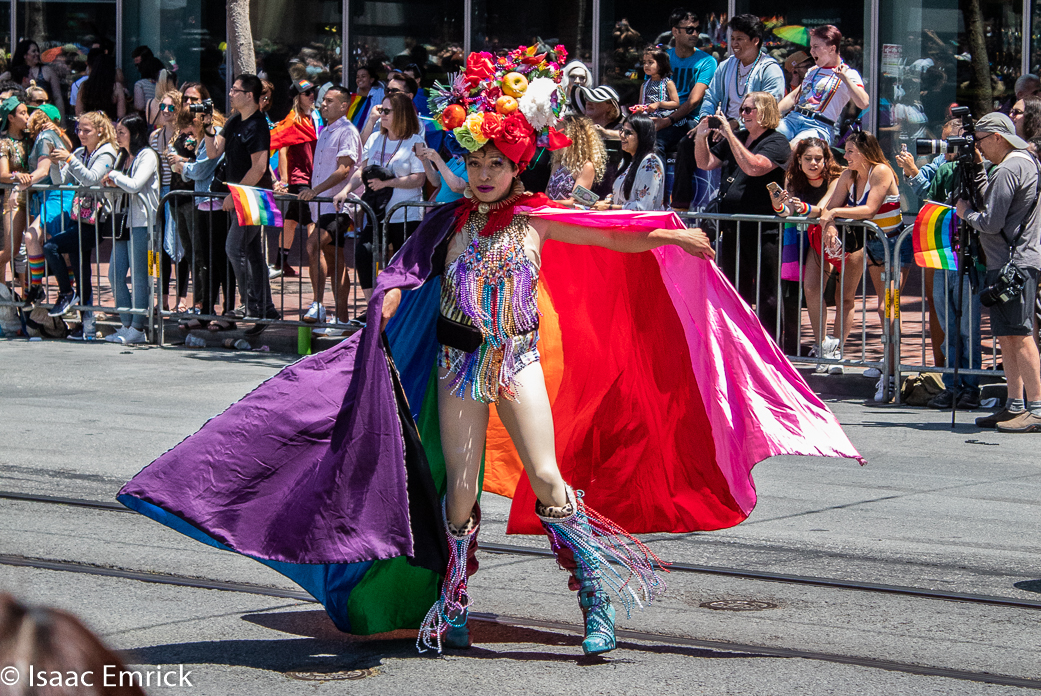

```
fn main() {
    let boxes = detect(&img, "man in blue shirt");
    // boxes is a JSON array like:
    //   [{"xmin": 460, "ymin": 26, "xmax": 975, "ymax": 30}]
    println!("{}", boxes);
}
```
[{"xmin": 653, "ymin": 9, "xmax": 717, "ymax": 152}]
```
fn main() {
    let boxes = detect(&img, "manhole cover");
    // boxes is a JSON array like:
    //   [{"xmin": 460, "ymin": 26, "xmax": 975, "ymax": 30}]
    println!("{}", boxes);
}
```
[
  {"xmin": 699, "ymin": 600, "xmax": 777, "ymax": 611},
  {"xmin": 285, "ymin": 667, "xmax": 378, "ymax": 681}
]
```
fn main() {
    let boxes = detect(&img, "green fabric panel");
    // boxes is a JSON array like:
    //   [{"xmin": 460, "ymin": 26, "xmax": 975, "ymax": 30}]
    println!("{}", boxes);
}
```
[
  {"xmin": 345, "ymin": 556, "xmax": 439, "ymax": 634},
  {"xmin": 345, "ymin": 365, "xmax": 486, "ymax": 635}
]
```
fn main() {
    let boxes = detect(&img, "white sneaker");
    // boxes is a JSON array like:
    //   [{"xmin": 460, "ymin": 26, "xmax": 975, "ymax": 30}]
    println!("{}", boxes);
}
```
[
  {"xmin": 809, "ymin": 345, "xmax": 829, "ymax": 374},
  {"xmin": 318, "ymin": 319, "xmax": 350, "ymax": 337},
  {"xmin": 120, "ymin": 327, "xmax": 147, "ymax": 345},
  {"xmin": 874, "ymin": 376, "xmax": 895, "ymax": 402},
  {"xmin": 864, "ymin": 367, "xmax": 882, "ymax": 379},
  {"xmin": 268, "ymin": 265, "xmax": 283, "ymax": 280},
  {"xmin": 303, "ymin": 301, "xmax": 326, "ymax": 324},
  {"xmin": 829, "ymin": 361, "xmax": 845, "ymax": 376},
  {"xmin": 104, "ymin": 326, "xmax": 130, "ymax": 343},
  {"xmin": 822, "ymin": 336, "xmax": 843, "ymax": 375}
]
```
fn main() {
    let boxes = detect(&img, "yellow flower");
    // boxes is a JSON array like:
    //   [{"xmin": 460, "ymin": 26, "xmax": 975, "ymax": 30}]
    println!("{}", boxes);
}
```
[{"xmin": 465, "ymin": 113, "xmax": 489, "ymax": 144}]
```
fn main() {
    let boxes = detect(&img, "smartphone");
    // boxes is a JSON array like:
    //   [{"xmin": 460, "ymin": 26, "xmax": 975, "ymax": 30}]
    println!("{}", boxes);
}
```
[
  {"xmin": 901, "ymin": 143, "xmax": 908, "ymax": 154},
  {"xmin": 765, "ymin": 181, "xmax": 783, "ymax": 198},
  {"xmin": 706, "ymin": 115, "xmax": 723, "ymax": 129},
  {"xmin": 572, "ymin": 185, "xmax": 601, "ymax": 209}
]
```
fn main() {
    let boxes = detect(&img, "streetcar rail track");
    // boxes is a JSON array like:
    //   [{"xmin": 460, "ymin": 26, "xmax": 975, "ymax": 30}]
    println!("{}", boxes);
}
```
[
  {"xmin": 4, "ymin": 490, "xmax": 1041, "ymax": 612},
  {"xmin": 0, "ymin": 552, "xmax": 1038, "ymax": 691}
]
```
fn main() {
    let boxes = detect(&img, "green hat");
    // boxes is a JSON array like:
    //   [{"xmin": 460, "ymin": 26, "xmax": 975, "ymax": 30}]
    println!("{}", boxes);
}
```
[
  {"xmin": 31, "ymin": 103, "xmax": 61, "ymax": 123},
  {"xmin": 0, "ymin": 96, "xmax": 21, "ymax": 132}
]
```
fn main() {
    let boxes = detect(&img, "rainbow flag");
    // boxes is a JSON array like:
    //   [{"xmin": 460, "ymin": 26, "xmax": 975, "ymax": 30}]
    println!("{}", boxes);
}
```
[
  {"xmin": 227, "ymin": 183, "xmax": 284, "ymax": 228},
  {"xmin": 913, "ymin": 201, "xmax": 958, "ymax": 269}
]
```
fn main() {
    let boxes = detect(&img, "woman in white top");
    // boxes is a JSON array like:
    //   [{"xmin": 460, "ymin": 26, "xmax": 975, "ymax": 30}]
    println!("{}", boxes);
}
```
[
  {"xmin": 595, "ymin": 114, "xmax": 664, "ymax": 211},
  {"xmin": 339, "ymin": 91, "xmax": 425, "ymax": 297},
  {"xmin": 102, "ymin": 113, "xmax": 161, "ymax": 344},
  {"xmin": 43, "ymin": 111, "xmax": 120, "ymax": 339}
]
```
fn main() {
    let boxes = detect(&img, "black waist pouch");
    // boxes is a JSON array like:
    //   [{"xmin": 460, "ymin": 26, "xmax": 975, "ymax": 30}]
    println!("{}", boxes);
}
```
[{"xmin": 437, "ymin": 311, "xmax": 484, "ymax": 353}]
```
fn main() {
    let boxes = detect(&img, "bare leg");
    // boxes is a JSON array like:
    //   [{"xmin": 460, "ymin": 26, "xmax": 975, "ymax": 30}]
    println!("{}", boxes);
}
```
[
  {"xmin": 307, "ymin": 228, "xmax": 327, "ymax": 302},
  {"xmin": 803, "ymin": 251, "xmax": 826, "ymax": 345},
  {"xmin": 495, "ymin": 361, "xmax": 570, "ymax": 510},
  {"xmin": 281, "ymin": 220, "xmax": 297, "ymax": 262},
  {"xmin": 328, "ymin": 244, "xmax": 351, "ymax": 320},
  {"xmin": 437, "ymin": 366, "xmax": 491, "ymax": 528},
  {"xmin": 836, "ymin": 250, "xmax": 865, "ymax": 351}
]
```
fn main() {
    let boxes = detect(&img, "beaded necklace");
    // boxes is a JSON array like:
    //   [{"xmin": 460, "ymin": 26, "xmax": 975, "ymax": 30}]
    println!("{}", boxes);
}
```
[{"xmin": 441, "ymin": 207, "xmax": 540, "ymax": 402}]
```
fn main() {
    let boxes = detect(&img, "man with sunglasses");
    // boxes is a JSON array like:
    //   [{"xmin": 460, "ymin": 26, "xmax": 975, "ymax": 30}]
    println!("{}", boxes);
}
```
[
  {"xmin": 203, "ymin": 73, "xmax": 280, "ymax": 336},
  {"xmin": 652, "ymin": 9, "xmax": 716, "ymax": 152}
]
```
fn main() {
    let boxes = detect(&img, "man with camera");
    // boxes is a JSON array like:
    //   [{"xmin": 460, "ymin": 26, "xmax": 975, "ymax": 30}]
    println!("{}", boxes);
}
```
[{"xmin": 955, "ymin": 113, "xmax": 1041, "ymax": 432}]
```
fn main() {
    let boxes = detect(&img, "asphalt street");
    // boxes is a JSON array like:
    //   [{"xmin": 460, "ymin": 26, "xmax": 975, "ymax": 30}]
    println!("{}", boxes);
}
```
[{"xmin": 0, "ymin": 340, "xmax": 1039, "ymax": 695}]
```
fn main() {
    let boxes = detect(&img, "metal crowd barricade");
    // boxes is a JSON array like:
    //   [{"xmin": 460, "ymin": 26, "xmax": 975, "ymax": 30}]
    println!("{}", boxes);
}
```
[
  {"xmin": 0, "ymin": 182, "xmax": 157, "ymax": 340},
  {"xmin": 382, "ymin": 200, "xmax": 444, "ymax": 270},
  {"xmin": 156, "ymin": 189, "xmax": 381, "ymax": 346},
  {"xmin": 890, "ymin": 227, "xmax": 1003, "ymax": 404},
  {"xmin": 677, "ymin": 210, "xmax": 896, "ymax": 396}
]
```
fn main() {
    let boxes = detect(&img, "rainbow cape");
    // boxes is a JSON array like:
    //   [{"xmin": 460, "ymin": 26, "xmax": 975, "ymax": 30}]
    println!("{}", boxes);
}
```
[
  {"xmin": 227, "ymin": 183, "xmax": 284, "ymax": 228},
  {"xmin": 118, "ymin": 200, "xmax": 862, "ymax": 635},
  {"xmin": 913, "ymin": 201, "xmax": 958, "ymax": 269},
  {"xmin": 269, "ymin": 112, "xmax": 317, "ymax": 152}
]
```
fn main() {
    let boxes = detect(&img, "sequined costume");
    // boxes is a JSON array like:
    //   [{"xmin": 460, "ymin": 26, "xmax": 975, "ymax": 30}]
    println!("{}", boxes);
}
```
[{"xmin": 438, "ymin": 209, "xmax": 541, "ymax": 402}]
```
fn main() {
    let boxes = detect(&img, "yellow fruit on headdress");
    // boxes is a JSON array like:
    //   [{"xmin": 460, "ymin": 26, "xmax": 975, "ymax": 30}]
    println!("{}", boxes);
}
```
[
  {"xmin": 501, "ymin": 72, "xmax": 528, "ymax": 98},
  {"xmin": 495, "ymin": 95, "xmax": 520, "ymax": 114}
]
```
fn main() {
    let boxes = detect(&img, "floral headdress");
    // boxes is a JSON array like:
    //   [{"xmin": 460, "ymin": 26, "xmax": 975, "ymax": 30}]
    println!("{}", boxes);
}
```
[{"xmin": 428, "ymin": 44, "xmax": 573, "ymax": 169}]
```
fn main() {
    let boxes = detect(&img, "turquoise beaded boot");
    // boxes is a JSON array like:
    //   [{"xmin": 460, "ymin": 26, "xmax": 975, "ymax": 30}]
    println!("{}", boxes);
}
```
[
  {"xmin": 537, "ymin": 486, "xmax": 666, "ymax": 656},
  {"xmin": 417, "ymin": 500, "xmax": 480, "ymax": 652}
]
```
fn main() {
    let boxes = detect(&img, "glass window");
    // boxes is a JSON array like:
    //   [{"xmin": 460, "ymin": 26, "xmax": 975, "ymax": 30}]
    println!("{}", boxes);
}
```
[
  {"xmin": 122, "ymin": 0, "xmax": 227, "ymax": 111},
  {"xmin": 471, "ymin": 0, "xmax": 591, "ymax": 64},
  {"xmin": 349, "ymin": 1, "xmax": 463, "ymax": 89},
  {"xmin": 877, "ymin": 0, "xmax": 1022, "ymax": 207},
  {"xmin": 599, "ymin": 2, "xmax": 727, "ymax": 104}
]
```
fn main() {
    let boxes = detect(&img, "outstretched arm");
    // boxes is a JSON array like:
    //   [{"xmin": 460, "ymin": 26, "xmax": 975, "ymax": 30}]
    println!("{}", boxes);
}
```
[{"xmin": 532, "ymin": 217, "xmax": 715, "ymax": 260}]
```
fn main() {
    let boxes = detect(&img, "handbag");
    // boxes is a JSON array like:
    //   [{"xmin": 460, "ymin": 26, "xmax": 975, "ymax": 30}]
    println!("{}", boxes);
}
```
[
  {"xmin": 436, "ymin": 309, "xmax": 484, "ymax": 353},
  {"xmin": 361, "ymin": 163, "xmax": 395, "ymax": 219},
  {"xmin": 70, "ymin": 148, "xmax": 115, "ymax": 225}
]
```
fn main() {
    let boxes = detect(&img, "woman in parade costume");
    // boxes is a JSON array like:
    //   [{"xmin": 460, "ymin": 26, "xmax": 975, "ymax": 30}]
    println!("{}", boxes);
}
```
[{"xmin": 118, "ymin": 46, "xmax": 863, "ymax": 657}]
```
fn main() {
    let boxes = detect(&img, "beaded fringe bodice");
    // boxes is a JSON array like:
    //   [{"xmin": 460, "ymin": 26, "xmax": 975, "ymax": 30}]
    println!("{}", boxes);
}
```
[{"xmin": 440, "ymin": 211, "xmax": 540, "ymax": 402}]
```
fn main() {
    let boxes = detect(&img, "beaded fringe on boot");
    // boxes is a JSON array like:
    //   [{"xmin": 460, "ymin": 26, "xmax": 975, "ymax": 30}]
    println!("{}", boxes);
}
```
[
  {"xmin": 417, "ymin": 499, "xmax": 478, "ymax": 653},
  {"xmin": 538, "ymin": 488, "xmax": 667, "ymax": 617}
]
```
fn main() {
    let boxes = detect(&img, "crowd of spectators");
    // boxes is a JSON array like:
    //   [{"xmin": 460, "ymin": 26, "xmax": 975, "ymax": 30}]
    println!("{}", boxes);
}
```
[{"xmin": 1, "ymin": 14, "xmax": 1040, "ymax": 429}]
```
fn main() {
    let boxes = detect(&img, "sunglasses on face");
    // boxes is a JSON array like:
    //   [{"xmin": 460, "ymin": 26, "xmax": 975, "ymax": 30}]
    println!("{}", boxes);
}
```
[
  {"xmin": 739, "ymin": 106, "xmax": 756, "ymax": 114},
  {"xmin": 678, "ymin": 26, "xmax": 697, "ymax": 35},
  {"xmin": 385, "ymin": 87, "xmax": 403, "ymax": 95},
  {"xmin": 159, "ymin": 104, "xmax": 176, "ymax": 112}
]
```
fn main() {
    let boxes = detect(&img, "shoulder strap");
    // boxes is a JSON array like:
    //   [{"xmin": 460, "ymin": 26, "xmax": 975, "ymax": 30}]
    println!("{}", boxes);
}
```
[{"xmin": 998, "ymin": 152, "xmax": 1041, "ymax": 249}]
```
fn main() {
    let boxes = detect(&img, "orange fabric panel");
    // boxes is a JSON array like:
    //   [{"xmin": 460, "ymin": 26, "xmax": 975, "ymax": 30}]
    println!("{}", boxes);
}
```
[{"xmin": 481, "ymin": 277, "xmax": 564, "ymax": 498}]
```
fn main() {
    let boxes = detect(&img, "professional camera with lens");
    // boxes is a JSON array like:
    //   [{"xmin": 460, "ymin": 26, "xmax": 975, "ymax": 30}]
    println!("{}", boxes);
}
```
[
  {"xmin": 979, "ymin": 262, "xmax": 1028, "ymax": 307},
  {"xmin": 188, "ymin": 99, "xmax": 214, "ymax": 115},
  {"xmin": 916, "ymin": 105, "xmax": 975, "ymax": 158}
]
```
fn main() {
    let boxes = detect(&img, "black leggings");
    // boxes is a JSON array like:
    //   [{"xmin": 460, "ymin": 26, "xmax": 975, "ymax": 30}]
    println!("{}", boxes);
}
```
[{"xmin": 356, "ymin": 218, "xmax": 421, "ymax": 289}]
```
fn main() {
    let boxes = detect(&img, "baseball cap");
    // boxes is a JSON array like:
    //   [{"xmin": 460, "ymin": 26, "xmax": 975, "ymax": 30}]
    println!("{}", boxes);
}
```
[
  {"xmin": 975, "ymin": 112, "xmax": 1029, "ymax": 150},
  {"xmin": 292, "ymin": 78, "xmax": 316, "ymax": 95},
  {"xmin": 0, "ymin": 96, "xmax": 21, "ymax": 131},
  {"xmin": 31, "ymin": 103, "xmax": 61, "ymax": 123}
]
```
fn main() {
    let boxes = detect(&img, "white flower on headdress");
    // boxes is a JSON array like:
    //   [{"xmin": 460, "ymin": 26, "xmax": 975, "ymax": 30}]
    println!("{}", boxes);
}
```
[{"xmin": 518, "ymin": 77, "xmax": 562, "ymax": 131}]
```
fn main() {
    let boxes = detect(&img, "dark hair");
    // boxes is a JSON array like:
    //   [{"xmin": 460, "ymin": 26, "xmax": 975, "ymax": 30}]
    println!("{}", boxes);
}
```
[
  {"xmin": 809, "ymin": 25, "xmax": 843, "ymax": 50},
  {"xmin": 138, "ymin": 56, "xmax": 163, "ymax": 81},
  {"xmin": 131, "ymin": 45, "xmax": 154, "ymax": 60},
  {"xmin": 845, "ymin": 131, "xmax": 895, "ymax": 192},
  {"xmin": 0, "ymin": 593, "xmax": 146, "ymax": 696},
  {"xmin": 669, "ymin": 9, "xmax": 699, "ymax": 28},
  {"xmin": 622, "ymin": 113, "xmax": 657, "ymax": 200},
  {"xmin": 82, "ymin": 55, "xmax": 119, "ymax": 119},
  {"xmin": 643, "ymin": 47, "xmax": 672, "ymax": 79},
  {"xmin": 118, "ymin": 113, "xmax": 151, "ymax": 155},
  {"xmin": 1020, "ymin": 95, "xmax": 1041, "ymax": 141},
  {"xmin": 729, "ymin": 14, "xmax": 765, "ymax": 47},
  {"xmin": 10, "ymin": 63, "xmax": 30, "ymax": 84},
  {"xmin": 325, "ymin": 84, "xmax": 351, "ymax": 100},
  {"xmin": 180, "ymin": 81, "xmax": 211, "ymax": 103},
  {"xmin": 386, "ymin": 72, "xmax": 419, "ymax": 97},
  {"xmin": 0, "ymin": 80, "xmax": 24, "ymax": 99},
  {"xmin": 785, "ymin": 137, "xmax": 843, "ymax": 201},
  {"xmin": 10, "ymin": 39, "xmax": 39, "ymax": 68},
  {"xmin": 233, "ymin": 74, "xmax": 263, "ymax": 104}
]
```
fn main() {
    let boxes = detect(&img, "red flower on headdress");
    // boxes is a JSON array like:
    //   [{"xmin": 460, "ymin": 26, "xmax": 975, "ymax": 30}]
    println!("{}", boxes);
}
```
[
  {"xmin": 464, "ymin": 52, "xmax": 496, "ymax": 89},
  {"xmin": 480, "ymin": 112, "xmax": 504, "ymax": 139},
  {"xmin": 554, "ymin": 45, "xmax": 568, "ymax": 63},
  {"xmin": 521, "ymin": 52, "xmax": 547, "ymax": 65},
  {"xmin": 501, "ymin": 112, "xmax": 532, "ymax": 144}
]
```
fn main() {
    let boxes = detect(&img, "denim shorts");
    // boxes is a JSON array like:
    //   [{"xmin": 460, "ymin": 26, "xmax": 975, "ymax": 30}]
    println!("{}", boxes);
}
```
[
  {"xmin": 777, "ymin": 111, "xmax": 835, "ymax": 144},
  {"xmin": 865, "ymin": 232, "xmax": 915, "ymax": 268}
]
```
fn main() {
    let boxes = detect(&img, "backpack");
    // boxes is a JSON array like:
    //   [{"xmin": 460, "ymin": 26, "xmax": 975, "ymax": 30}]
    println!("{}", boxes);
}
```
[
  {"xmin": 25, "ymin": 306, "xmax": 69, "ymax": 339},
  {"xmin": 900, "ymin": 372, "xmax": 946, "ymax": 406},
  {"xmin": 0, "ymin": 284, "xmax": 23, "ymax": 337}
]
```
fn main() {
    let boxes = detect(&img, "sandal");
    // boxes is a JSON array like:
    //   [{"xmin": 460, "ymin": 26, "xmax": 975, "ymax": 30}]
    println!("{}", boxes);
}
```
[
  {"xmin": 175, "ymin": 300, "xmax": 189, "ymax": 313},
  {"xmin": 180, "ymin": 317, "xmax": 206, "ymax": 331},
  {"xmin": 208, "ymin": 319, "xmax": 236, "ymax": 332}
]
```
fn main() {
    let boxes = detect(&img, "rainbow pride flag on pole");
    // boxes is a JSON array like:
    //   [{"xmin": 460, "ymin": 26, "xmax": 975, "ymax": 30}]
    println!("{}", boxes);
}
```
[
  {"xmin": 912, "ymin": 201, "xmax": 958, "ymax": 269},
  {"xmin": 227, "ymin": 183, "xmax": 284, "ymax": 228}
]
